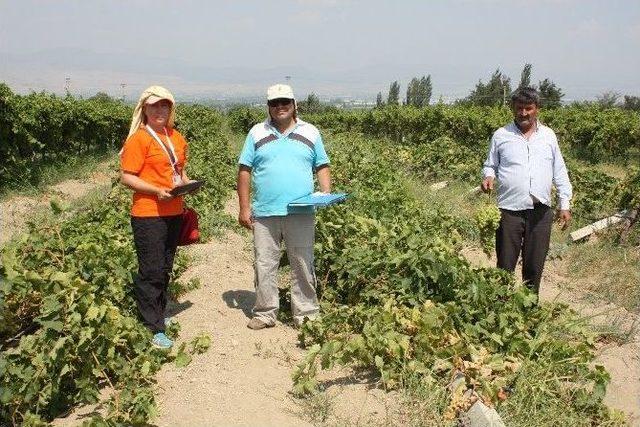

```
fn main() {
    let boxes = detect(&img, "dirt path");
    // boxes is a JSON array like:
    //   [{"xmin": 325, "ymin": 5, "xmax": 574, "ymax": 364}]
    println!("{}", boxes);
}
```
[
  {"xmin": 152, "ymin": 197, "xmax": 393, "ymax": 427},
  {"xmin": 0, "ymin": 166, "xmax": 113, "ymax": 247},
  {"xmin": 155, "ymin": 229, "xmax": 309, "ymax": 426},
  {"xmin": 463, "ymin": 247, "xmax": 640, "ymax": 425}
]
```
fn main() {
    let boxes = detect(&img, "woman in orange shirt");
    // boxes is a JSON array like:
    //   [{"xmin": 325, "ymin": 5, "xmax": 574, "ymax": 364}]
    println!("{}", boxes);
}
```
[{"xmin": 120, "ymin": 86, "xmax": 189, "ymax": 349}]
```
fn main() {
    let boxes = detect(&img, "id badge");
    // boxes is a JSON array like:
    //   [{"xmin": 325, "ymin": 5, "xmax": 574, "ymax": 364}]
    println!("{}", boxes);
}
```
[{"xmin": 172, "ymin": 174, "xmax": 182, "ymax": 186}]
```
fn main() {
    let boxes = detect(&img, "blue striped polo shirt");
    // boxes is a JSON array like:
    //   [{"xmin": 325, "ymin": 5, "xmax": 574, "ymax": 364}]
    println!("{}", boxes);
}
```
[{"xmin": 238, "ymin": 118, "xmax": 330, "ymax": 217}]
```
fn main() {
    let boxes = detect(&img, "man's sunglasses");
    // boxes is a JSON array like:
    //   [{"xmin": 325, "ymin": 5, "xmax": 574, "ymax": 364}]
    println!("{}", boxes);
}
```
[{"xmin": 268, "ymin": 98, "xmax": 293, "ymax": 107}]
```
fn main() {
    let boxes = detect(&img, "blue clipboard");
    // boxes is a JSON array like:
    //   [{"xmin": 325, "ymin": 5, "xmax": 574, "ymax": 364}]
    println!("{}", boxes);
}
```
[{"xmin": 288, "ymin": 192, "xmax": 348, "ymax": 208}]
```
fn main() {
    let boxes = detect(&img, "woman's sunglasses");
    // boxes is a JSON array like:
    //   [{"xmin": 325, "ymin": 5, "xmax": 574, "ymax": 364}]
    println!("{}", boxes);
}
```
[{"xmin": 268, "ymin": 98, "xmax": 293, "ymax": 107}]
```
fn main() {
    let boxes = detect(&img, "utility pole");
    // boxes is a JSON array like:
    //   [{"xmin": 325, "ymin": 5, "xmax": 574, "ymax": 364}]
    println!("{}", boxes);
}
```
[
  {"xmin": 64, "ymin": 77, "xmax": 71, "ymax": 95},
  {"xmin": 120, "ymin": 83, "xmax": 127, "ymax": 102}
]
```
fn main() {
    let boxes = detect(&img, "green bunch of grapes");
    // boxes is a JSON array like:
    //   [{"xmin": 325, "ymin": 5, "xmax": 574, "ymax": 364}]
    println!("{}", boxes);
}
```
[{"xmin": 474, "ymin": 204, "xmax": 501, "ymax": 256}]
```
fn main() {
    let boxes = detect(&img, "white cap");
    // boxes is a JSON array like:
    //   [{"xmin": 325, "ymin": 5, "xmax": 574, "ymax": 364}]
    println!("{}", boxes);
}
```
[
  {"xmin": 145, "ymin": 94, "xmax": 173, "ymax": 105},
  {"xmin": 267, "ymin": 84, "xmax": 295, "ymax": 101}
]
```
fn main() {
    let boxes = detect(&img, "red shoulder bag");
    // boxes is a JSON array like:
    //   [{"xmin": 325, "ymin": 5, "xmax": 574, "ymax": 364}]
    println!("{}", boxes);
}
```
[{"xmin": 178, "ymin": 207, "xmax": 200, "ymax": 246}]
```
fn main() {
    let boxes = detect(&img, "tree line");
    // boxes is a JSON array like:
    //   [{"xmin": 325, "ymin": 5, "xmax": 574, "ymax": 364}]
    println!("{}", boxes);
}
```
[{"xmin": 377, "ymin": 63, "xmax": 640, "ymax": 110}]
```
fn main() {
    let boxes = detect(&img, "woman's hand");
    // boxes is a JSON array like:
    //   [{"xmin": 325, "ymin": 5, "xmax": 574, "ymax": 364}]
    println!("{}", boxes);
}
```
[{"xmin": 156, "ymin": 188, "xmax": 174, "ymax": 201}]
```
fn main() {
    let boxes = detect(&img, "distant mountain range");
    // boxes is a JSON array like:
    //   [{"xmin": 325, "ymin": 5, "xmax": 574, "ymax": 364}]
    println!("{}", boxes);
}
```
[
  {"xmin": 0, "ymin": 48, "xmax": 477, "ymax": 100},
  {"xmin": 1, "ymin": 48, "xmax": 636, "ymax": 102}
]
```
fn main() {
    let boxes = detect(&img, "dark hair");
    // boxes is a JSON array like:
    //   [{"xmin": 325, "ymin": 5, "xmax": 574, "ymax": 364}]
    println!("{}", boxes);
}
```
[{"xmin": 511, "ymin": 87, "xmax": 540, "ymax": 106}]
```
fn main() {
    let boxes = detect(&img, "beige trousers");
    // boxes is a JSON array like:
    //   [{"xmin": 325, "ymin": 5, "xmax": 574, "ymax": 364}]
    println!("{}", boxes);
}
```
[{"xmin": 252, "ymin": 214, "xmax": 319, "ymax": 326}]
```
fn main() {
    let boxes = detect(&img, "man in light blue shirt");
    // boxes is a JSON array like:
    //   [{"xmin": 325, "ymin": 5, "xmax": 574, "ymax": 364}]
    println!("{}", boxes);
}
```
[
  {"xmin": 481, "ymin": 87, "xmax": 572, "ymax": 295},
  {"xmin": 237, "ymin": 84, "xmax": 331, "ymax": 330}
]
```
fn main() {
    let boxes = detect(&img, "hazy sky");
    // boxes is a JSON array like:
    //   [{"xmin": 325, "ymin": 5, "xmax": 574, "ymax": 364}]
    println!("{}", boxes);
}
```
[{"xmin": 1, "ymin": 0, "xmax": 639, "ymax": 101}]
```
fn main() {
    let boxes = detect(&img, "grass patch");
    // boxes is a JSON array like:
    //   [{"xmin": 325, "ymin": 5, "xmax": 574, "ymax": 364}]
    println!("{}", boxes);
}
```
[
  {"xmin": 409, "ymin": 179, "xmax": 483, "ymax": 221},
  {"xmin": 499, "ymin": 361, "xmax": 628, "ymax": 427},
  {"xmin": 0, "ymin": 148, "xmax": 118, "ymax": 200},
  {"xmin": 564, "ymin": 236, "xmax": 640, "ymax": 313},
  {"xmin": 298, "ymin": 391, "xmax": 337, "ymax": 425},
  {"xmin": 592, "ymin": 320, "xmax": 639, "ymax": 347},
  {"xmin": 391, "ymin": 375, "xmax": 451, "ymax": 426}
]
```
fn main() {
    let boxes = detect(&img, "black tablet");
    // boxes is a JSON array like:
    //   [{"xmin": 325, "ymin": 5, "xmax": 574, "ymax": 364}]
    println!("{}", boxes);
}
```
[{"xmin": 169, "ymin": 180, "xmax": 205, "ymax": 197}]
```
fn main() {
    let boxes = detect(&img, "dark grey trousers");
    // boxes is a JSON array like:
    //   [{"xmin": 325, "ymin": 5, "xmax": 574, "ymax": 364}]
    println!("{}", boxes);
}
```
[
  {"xmin": 131, "ymin": 215, "xmax": 182, "ymax": 333},
  {"xmin": 496, "ymin": 203, "xmax": 553, "ymax": 293}
]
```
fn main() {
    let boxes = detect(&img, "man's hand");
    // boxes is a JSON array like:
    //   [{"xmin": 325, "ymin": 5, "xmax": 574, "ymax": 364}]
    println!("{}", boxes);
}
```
[
  {"xmin": 238, "ymin": 207, "xmax": 254, "ymax": 230},
  {"xmin": 481, "ymin": 176, "xmax": 495, "ymax": 193},
  {"xmin": 556, "ymin": 209, "xmax": 571, "ymax": 230},
  {"xmin": 156, "ymin": 188, "xmax": 173, "ymax": 201}
]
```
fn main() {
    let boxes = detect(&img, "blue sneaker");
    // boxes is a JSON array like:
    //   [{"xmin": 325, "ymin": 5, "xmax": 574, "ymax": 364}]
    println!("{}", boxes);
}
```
[{"xmin": 152, "ymin": 332, "xmax": 173, "ymax": 349}]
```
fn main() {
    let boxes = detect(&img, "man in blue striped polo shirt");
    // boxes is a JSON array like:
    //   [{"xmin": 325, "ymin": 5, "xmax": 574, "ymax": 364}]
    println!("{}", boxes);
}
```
[
  {"xmin": 237, "ymin": 84, "xmax": 331, "ymax": 330},
  {"xmin": 482, "ymin": 87, "xmax": 573, "ymax": 297}
]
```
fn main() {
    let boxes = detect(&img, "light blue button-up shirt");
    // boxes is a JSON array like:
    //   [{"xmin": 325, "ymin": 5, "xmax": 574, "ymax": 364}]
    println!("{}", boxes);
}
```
[{"xmin": 482, "ymin": 121, "xmax": 572, "ymax": 211}]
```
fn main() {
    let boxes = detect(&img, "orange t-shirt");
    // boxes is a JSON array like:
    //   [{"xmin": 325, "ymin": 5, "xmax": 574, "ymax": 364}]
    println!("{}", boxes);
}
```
[{"xmin": 120, "ymin": 127, "xmax": 188, "ymax": 217}]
